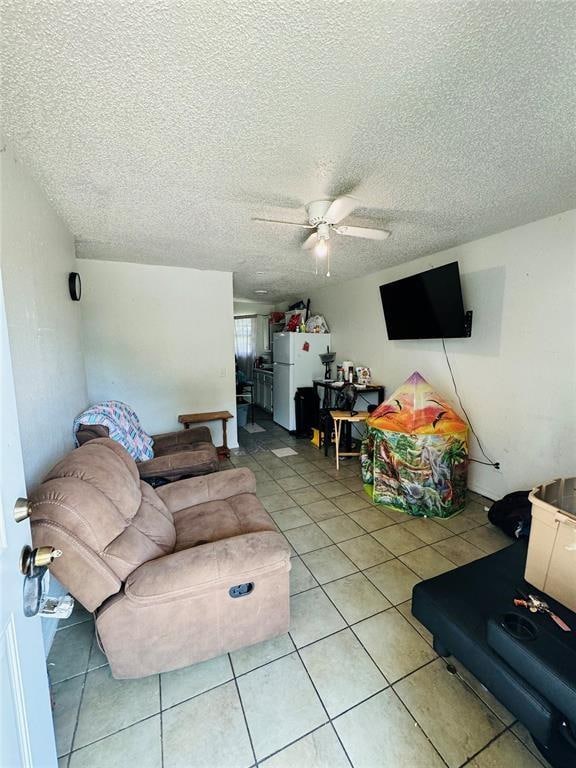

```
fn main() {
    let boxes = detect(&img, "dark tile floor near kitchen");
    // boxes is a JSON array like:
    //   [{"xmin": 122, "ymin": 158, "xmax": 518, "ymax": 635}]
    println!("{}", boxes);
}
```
[{"xmin": 50, "ymin": 409, "xmax": 549, "ymax": 767}]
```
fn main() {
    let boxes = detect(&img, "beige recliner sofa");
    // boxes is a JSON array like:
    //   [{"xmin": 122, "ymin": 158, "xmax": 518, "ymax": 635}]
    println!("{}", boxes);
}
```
[
  {"xmin": 30, "ymin": 438, "xmax": 291, "ymax": 679},
  {"xmin": 75, "ymin": 423, "xmax": 219, "ymax": 481}
]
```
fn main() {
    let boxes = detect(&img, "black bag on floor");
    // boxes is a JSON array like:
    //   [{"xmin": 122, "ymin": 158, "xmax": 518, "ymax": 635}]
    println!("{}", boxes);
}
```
[{"xmin": 487, "ymin": 490, "xmax": 532, "ymax": 539}]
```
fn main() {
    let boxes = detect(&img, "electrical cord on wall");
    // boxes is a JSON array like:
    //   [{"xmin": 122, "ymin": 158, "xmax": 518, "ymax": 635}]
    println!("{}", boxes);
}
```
[{"xmin": 441, "ymin": 338, "xmax": 500, "ymax": 470}]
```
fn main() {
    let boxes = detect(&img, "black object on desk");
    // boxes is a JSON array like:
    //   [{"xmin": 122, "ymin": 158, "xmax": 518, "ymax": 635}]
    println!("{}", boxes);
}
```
[
  {"xmin": 313, "ymin": 380, "xmax": 385, "ymax": 456},
  {"xmin": 313, "ymin": 380, "xmax": 385, "ymax": 409}
]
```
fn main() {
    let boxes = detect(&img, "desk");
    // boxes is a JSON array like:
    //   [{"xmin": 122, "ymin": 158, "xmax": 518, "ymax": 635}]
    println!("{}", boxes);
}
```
[
  {"xmin": 178, "ymin": 410, "xmax": 234, "ymax": 458},
  {"xmin": 313, "ymin": 380, "xmax": 385, "ymax": 410},
  {"xmin": 313, "ymin": 381, "xmax": 385, "ymax": 457}
]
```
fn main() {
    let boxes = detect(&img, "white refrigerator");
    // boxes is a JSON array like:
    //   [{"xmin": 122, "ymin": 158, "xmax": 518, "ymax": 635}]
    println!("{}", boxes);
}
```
[{"xmin": 273, "ymin": 332, "xmax": 332, "ymax": 431}]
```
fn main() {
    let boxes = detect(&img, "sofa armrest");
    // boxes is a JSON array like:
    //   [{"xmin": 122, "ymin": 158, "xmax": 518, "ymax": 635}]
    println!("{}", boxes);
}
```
[
  {"xmin": 76, "ymin": 423, "xmax": 110, "ymax": 445},
  {"xmin": 152, "ymin": 426, "xmax": 213, "ymax": 451},
  {"xmin": 125, "ymin": 531, "xmax": 290, "ymax": 602},
  {"xmin": 155, "ymin": 468, "xmax": 256, "ymax": 513}
]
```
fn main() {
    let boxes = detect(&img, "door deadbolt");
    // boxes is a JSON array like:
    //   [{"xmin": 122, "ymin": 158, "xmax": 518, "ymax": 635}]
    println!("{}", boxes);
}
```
[{"xmin": 19, "ymin": 545, "xmax": 62, "ymax": 576}]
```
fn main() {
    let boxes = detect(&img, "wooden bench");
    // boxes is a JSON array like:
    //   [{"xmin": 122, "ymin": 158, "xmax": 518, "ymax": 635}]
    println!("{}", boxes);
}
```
[{"xmin": 178, "ymin": 410, "xmax": 234, "ymax": 459}]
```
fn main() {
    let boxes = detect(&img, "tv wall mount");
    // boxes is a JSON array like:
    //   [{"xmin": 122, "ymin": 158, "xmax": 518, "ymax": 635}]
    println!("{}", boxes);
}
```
[{"xmin": 464, "ymin": 311, "xmax": 473, "ymax": 337}]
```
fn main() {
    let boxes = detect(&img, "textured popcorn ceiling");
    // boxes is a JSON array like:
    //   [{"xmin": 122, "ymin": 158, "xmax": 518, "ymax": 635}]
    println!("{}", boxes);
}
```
[{"xmin": 2, "ymin": 1, "xmax": 575, "ymax": 301}]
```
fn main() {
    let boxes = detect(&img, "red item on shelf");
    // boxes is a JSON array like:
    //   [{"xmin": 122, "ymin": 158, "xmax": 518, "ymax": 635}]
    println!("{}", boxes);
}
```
[{"xmin": 286, "ymin": 313, "xmax": 302, "ymax": 331}]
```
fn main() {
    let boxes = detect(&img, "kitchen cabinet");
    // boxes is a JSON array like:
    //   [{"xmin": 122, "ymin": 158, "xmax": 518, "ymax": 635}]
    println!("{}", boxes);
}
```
[
  {"xmin": 263, "ymin": 375, "xmax": 273, "ymax": 413},
  {"xmin": 253, "ymin": 369, "xmax": 273, "ymax": 414}
]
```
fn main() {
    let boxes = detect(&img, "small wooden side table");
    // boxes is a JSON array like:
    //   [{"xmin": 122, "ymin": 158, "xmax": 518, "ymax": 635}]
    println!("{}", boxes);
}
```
[
  {"xmin": 178, "ymin": 410, "xmax": 234, "ymax": 459},
  {"xmin": 330, "ymin": 410, "xmax": 370, "ymax": 470}
]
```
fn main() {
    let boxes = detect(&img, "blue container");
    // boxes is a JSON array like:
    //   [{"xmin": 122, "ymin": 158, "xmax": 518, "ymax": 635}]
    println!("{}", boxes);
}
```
[{"xmin": 237, "ymin": 403, "xmax": 249, "ymax": 428}]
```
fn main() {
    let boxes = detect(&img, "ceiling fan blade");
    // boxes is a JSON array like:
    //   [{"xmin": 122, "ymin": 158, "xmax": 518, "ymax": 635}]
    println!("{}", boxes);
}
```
[
  {"xmin": 333, "ymin": 225, "xmax": 391, "ymax": 240},
  {"xmin": 324, "ymin": 196, "xmax": 359, "ymax": 224},
  {"xmin": 302, "ymin": 232, "xmax": 318, "ymax": 250},
  {"xmin": 252, "ymin": 217, "xmax": 313, "ymax": 228}
]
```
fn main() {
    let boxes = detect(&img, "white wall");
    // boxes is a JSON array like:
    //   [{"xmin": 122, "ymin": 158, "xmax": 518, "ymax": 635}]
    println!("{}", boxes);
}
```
[
  {"xmin": 81, "ymin": 260, "xmax": 238, "ymax": 447},
  {"xmin": 1, "ymin": 140, "xmax": 89, "ymax": 654},
  {"xmin": 307, "ymin": 210, "xmax": 576, "ymax": 500},
  {"xmin": 0, "ymin": 141, "xmax": 88, "ymax": 489},
  {"xmin": 233, "ymin": 300, "xmax": 275, "ymax": 316}
]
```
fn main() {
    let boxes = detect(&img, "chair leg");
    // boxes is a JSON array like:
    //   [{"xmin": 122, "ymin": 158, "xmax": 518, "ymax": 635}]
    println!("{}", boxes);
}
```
[
  {"xmin": 322, "ymin": 414, "xmax": 333, "ymax": 457},
  {"xmin": 334, "ymin": 420, "xmax": 341, "ymax": 471}
]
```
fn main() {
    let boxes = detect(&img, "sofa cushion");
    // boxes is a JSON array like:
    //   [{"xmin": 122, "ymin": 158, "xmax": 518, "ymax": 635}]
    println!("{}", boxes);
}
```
[
  {"xmin": 138, "ymin": 444, "xmax": 218, "ymax": 479},
  {"xmin": 155, "ymin": 440, "xmax": 213, "ymax": 457},
  {"xmin": 152, "ymin": 426, "xmax": 212, "ymax": 452},
  {"xmin": 173, "ymin": 493, "xmax": 276, "ymax": 550},
  {"xmin": 103, "ymin": 481, "xmax": 176, "ymax": 579},
  {"xmin": 126, "ymin": 531, "xmax": 290, "ymax": 601},
  {"xmin": 156, "ymin": 468, "xmax": 256, "ymax": 512}
]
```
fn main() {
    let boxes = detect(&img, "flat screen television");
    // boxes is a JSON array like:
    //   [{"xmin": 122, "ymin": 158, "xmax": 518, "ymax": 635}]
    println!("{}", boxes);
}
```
[{"xmin": 379, "ymin": 262, "xmax": 470, "ymax": 339}]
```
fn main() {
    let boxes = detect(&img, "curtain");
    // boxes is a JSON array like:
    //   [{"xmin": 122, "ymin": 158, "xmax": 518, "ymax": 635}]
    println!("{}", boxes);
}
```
[{"xmin": 234, "ymin": 315, "xmax": 257, "ymax": 382}]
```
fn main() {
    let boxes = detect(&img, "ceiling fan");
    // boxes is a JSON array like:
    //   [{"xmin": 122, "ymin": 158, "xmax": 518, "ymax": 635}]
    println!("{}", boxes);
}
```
[{"xmin": 252, "ymin": 197, "xmax": 390, "ymax": 276}]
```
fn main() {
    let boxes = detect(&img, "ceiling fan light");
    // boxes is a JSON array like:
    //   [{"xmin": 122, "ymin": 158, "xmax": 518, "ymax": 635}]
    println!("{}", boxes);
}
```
[{"xmin": 314, "ymin": 237, "xmax": 328, "ymax": 258}]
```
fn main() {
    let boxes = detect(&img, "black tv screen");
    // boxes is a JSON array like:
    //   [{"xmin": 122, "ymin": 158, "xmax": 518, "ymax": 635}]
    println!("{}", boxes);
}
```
[{"xmin": 380, "ymin": 262, "xmax": 468, "ymax": 339}]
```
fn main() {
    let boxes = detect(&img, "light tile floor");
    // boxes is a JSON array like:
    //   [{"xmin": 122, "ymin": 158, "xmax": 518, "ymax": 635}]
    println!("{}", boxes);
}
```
[{"xmin": 50, "ymin": 410, "xmax": 550, "ymax": 768}]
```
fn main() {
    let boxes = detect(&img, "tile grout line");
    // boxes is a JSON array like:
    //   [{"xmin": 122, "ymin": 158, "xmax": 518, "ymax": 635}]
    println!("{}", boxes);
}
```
[
  {"xmin": 158, "ymin": 672, "xmax": 164, "ymax": 768},
  {"xmin": 458, "ymin": 722, "xmax": 524, "ymax": 767},
  {"xmin": 291, "ymin": 540, "xmax": 514, "ymax": 762},
  {"xmin": 391, "ymin": 659, "xmax": 517, "ymax": 764},
  {"xmin": 288, "ymin": 631, "xmax": 357, "ymax": 768},
  {"xmin": 61, "ymin": 630, "xmax": 93, "ymax": 763},
  {"xmin": 290, "ymin": 625, "xmax": 450, "ymax": 768},
  {"xmin": 506, "ymin": 725, "xmax": 552, "ymax": 768},
  {"xmin": 314, "ymin": 578, "xmax": 440, "ymax": 688},
  {"xmin": 65, "ymin": 712, "xmax": 161, "ymax": 759},
  {"xmin": 61, "ymin": 626, "xmax": 512, "ymax": 765},
  {"xmin": 231, "ymin": 656, "xmax": 259, "ymax": 768},
  {"xmin": 253, "ymin": 722, "xmax": 339, "ymax": 767}
]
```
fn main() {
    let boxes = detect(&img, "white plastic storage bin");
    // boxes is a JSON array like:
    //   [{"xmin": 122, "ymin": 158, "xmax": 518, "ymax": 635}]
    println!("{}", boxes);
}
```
[{"xmin": 525, "ymin": 477, "xmax": 576, "ymax": 613}]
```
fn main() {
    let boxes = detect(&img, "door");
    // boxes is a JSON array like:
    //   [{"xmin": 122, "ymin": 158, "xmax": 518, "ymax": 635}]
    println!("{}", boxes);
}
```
[
  {"xmin": 0, "ymin": 272, "xmax": 57, "ymax": 768},
  {"xmin": 273, "ymin": 363, "xmax": 294, "ymax": 430}
]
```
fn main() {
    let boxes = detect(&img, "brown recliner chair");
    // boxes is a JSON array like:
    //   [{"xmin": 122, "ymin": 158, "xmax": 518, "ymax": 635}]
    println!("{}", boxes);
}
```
[
  {"xmin": 76, "ymin": 423, "xmax": 219, "ymax": 481},
  {"xmin": 30, "ymin": 438, "xmax": 291, "ymax": 679}
]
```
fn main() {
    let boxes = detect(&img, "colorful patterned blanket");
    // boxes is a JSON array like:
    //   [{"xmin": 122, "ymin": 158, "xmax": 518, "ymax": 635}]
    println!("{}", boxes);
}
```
[{"xmin": 73, "ymin": 401, "xmax": 154, "ymax": 462}]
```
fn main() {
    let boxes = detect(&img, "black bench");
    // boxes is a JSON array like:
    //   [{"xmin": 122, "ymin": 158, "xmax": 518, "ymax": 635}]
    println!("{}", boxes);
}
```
[{"xmin": 412, "ymin": 540, "xmax": 576, "ymax": 768}]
